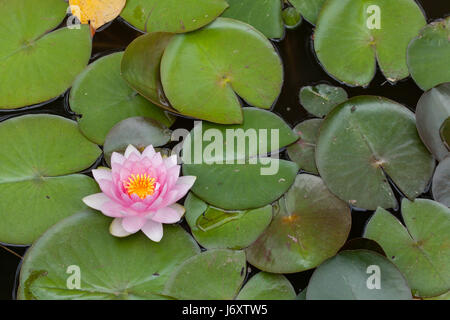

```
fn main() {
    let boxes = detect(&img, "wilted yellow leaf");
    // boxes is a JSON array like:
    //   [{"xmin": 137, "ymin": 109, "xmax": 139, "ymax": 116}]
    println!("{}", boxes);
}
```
[{"xmin": 69, "ymin": 0, "xmax": 126, "ymax": 31}]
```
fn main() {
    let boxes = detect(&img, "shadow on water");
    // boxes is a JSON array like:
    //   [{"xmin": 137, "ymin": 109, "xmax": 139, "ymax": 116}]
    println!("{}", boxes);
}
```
[{"xmin": 0, "ymin": 0, "xmax": 448, "ymax": 299}]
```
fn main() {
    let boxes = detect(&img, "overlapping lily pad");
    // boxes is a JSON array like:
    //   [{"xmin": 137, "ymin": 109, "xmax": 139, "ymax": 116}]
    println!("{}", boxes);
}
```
[
  {"xmin": 161, "ymin": 18, "xmax": 284, "ymax": 124},
  {"xmin": 289, "ymin": 0, "xmax": 327, "ymax": 25},
  {"xmin": 121, "ymin": 0, "xmax": 228, "ymax": 33},
  {"xmin": 103, "ymin": 117, "xmax": 172, "ymax": 165},
  {"xmin": 182, "ymin": 108, "xmax": 299, "ymax": 210},
  {"xmin": 299, "ymin": 84, "xmax": 348, "ymax": 117},
  {"xmin": 246, "ymin": 174, "xmax": 351, "ymax": 273},
  {"xmin": 184, "ymin": 193, "xmax": 272, "ymax": 250},
  {"xmin": 433, "ymin": 157, "xmax": 450, "ymax": 207},
  {"xmin": 69, "ymin": 52, "xmax": 173, "ymax": 145},
  {"xmin": 0, "ymin": 115, "xmax": 101, "ymax": 245},
  {"xmin": 316, "ymin": 96, "xmax": 435, "ymax": 210},
  {"xmin": 236, "ymin": 272, "xmax": 296, "ymax": 300},
  {"xmin": 221, "ymin": 0, "xmax": 284, "ymax": 39},
  {"xmin": 364, "ymin": 199, "xmax": 450, "ymax": 298},
  {"xmin": 164, "ymin": 249, "xmax": 246, "ymax": 300},
  {"xmin": 0, "ymin": 0, "xmax": 92, "ymax": 109},
  {"xmin": 18, "ymin": 212, "xmax": 200, "ymax": 299},
  {"xmin": 416, "ymin": 83, "xmax": 450, "ymax": 161},
  {"xmin": 306, "ymin": 250, "xmax": 412, "ymax": 300},
  {"xmin": 407, "ymin": 17, "xmax": 450, "ymax": 91},
  {"xmin": 287, "ymin": 119, "xmax": 322, "ymax": 174},
  {"xmin": 314, "ymin": 0, "xmax": 426, "ymax": 86}
]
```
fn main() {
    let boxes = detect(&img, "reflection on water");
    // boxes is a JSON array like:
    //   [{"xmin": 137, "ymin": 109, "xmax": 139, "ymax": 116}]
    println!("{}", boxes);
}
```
[{"xmin": 0, "ymin": 0, "xmax": 446, "ymax": 299}]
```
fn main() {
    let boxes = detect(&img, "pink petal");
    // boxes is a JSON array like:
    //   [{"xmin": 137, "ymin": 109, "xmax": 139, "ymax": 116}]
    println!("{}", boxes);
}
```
[
  {"xmin": 110, "ymin": 218, "xmax": 133, "ymax": 237},
  {"xmin": 111, "ymin": 152, "xmax": 125, "ymax": 166},
  {"xmin": 142, "ymin": 220, "xmax": 163, "ymax": 242},
  {"xmin": 92, "ymin": 168, "xmax": 112, "ymax": 182},
  {"xmin": 142, "ymin": 145, "xmax": 156, "ymax": 159},
  {"xmin": 164, "ymin": 155, "xmax": 178, "ymax": 169},
  {"xmin": 101, "ymin": 201, "xmax": 127, "ymax": 218},
  {"xmin": 122, "ymin": 216, "xmax": 146, "ymax": 233},
  {"xmin": 151, "ymin": 204, "xmax": 185, "ymax": 224},
  {"xmin": 82, "ymin": 193, "xmax": 109, "ymax": 211},
  {"xmin": 125, "ymin": 145, "xmax": 141, "ymax": 158}
]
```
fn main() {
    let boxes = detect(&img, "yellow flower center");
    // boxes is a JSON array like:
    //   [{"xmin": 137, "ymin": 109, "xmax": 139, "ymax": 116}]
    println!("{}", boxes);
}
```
[{"xmin": 124, "ymin": 173, "xmax": 156, "ymax": 199}]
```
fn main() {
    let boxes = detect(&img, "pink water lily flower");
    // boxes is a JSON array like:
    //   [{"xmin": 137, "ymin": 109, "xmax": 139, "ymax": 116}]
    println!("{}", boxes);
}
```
[{"xmin": 83, "ymin": 145, "xmax": 196, "ymax": 242}]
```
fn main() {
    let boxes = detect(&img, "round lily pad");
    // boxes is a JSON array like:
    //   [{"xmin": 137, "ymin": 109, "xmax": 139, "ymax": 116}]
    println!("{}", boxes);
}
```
[
  {"xmin": 289, "ymin": 0, "xmax": 326, "ymax": 25},
  {"xmin": 407, "ymin": 17, "xmax": 450, "ymax": 91},
  {"xmin": 103, "ymin": 117, "xmax": 172, "ymax": 166},
  {"xmin": 299, "ymin": 84, "xmax": 348, "ymax": 117},
  {"xmin": 287, "ymin": 119, "xmax": 322, "ymax": 174},
  {"xmin": 183, "ymin": 159, "xmax": 298, "ymax": 211},
  {"xmin": 364, "ymin": 199, "xmax": 450, "ymax": 298},
  {"xmin": 0, "ymin": 114, "xmax": 101, "ymax": 245},
  {"xmin": 182, "ymin": 108, "xmax": 299, "ymax": 164},
  {"xmin": 236, "ymin": 272, "xmax": 296, "ymax": 300},
  {"xmin": 70, "ymin": 52, "xmax": 174, "ymax": 145},
  {"xmin": 316, "ymin": 96, "xmax": 435, "ymax": 210},
  {"xmin": 182, "ymin": 107, "xmax": 299, "ymax": 210},
  {"xmin": 164, "ymin": 249, "xmax": 246, "ymax": 300},
  {"xmin": 161, "ymin": 18, "xmax": 284, "ymax": 124},
  {"xmin": 432, "ymin": 156, "xmax": 450, "ymax": 207},
  {"xmin": 0, "ymin": 0, "xmax": 92, "ymax": 109},
  {"xmin": 314, "ymin": 0, "xmax": 426, "ymax": 86},
  {"xmin": 121, "ymin": 32, "xmax": 178, "ymax": 112},
  {"xmin": 246, "ymin": 174, "xmax": 351, "ymax": 274},
  {"xmin": 184, "ymin": 193, "xmax": 272, "ymax": 250},
  {"xmin": 415, "ymin": 83, "xmax": 450, "ymax": 161},
  {"xmin": 121, "ymin": 0, "xmax": 228, "ymax": 33},
  {"xmin": 18, "ymin": 211, "xmax": 200, "ymax": 299},
  {"xmin": 221, "ymin": 0, "xmax": 284, "ymax": 39},
  {"xmin": 306, "ymin": 250, "xmax": 412, "ymax": 300}
]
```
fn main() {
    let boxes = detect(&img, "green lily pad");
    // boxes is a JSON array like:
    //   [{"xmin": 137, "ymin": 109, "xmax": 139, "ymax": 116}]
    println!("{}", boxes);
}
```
[
  {"xmin": 415, "ymin": 83, "xmax": 450, "ymax": 161},
  {"xmin": 299, "ymin": 84, "xmax": 348, "ymax": 117},
  {"xmin": 103, "ymin": 117, "xmax": 172, "ymax": 166},
  {"xmin": 69, "ymin": 52, "xmax": 173, "ymax": 145},
  {"xmin": 161, "ymin": 18, "xmax": 284, "ymax": 124},
  {"xmin": 121, "ymin": 0, "xmax": 228, "ymax": 33},
  {"xmin": 221, "ymin": 0, "xmax": 284, "ymax": 39},
  {"xmin": 433, "ymin": 156, "xmax": 450, "ymax": 207},
  {"xmin": 306, "ymin": 250, "xmax": 412, "ymax": 300},
  {"xmin": 182, "ymin": 107, "xmax": 299, "ymax": 210},
  {"xmin": 182, "ymin": 108, "xmax": 298, "ymax": 164},
  {"xmin": 164, "ymin": 249, "xmax": 246, "ymax": 300},
  {"xmin": 289, "ymin": 0, "xmax": 326, "ymax": 25},
  {"xmin": 316, "ymin": 96, "xmax": 435, "ymax": 210},
  {"xmin": 314, "ymin": 0, "xmax": 425, "ymax": 86},
  {"xmin": 0, "ymin": 0, "xmax": 92, "ymax": 109},
  {"xmin": 407, "ymin": 17, "xmax": 450, "ymax": 91},
  {"xmin": 0, "ymin": 114, "xmax": 101, "ymax": 245},
  {"xmin": 184, "ymin": 193, "xmax": 272, "ymax": 250},
  {"xmin": 121, "ymin": 32, "xmax": 178, "ymax": 112},
  {"xmin": 340, "ymin": 238, "xmax": 386, "ymax": 257},
  {"xmin": 282, "ymin": 7, "xmax": 302, "ymax": 29},
  {"xmin": 287, "ymin": 119, "xmax": 322, "ymax": 174},
  {"xmin": 246, "ymin": 174, "xmax": 351, "ymax": 273},
  {"xmin": 364, "ymin": 199, "xmax": 450, "ymax": 298},
  {"xmin": 236, "ymin": 272, "xmax": 296, "ymax": 300},
  {"xmin": 441, "ymin": 118, "xmax": 450, "ymax": 150},
  {"xmin": 18, "ymin": 212, "xmax": 200, "ymax": 299}
]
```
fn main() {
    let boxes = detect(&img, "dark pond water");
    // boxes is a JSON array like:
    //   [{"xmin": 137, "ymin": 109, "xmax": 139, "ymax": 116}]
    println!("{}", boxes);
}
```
[{"xmin": 0, "ymin": 0, "xmax": 449, "ymax": 300}]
